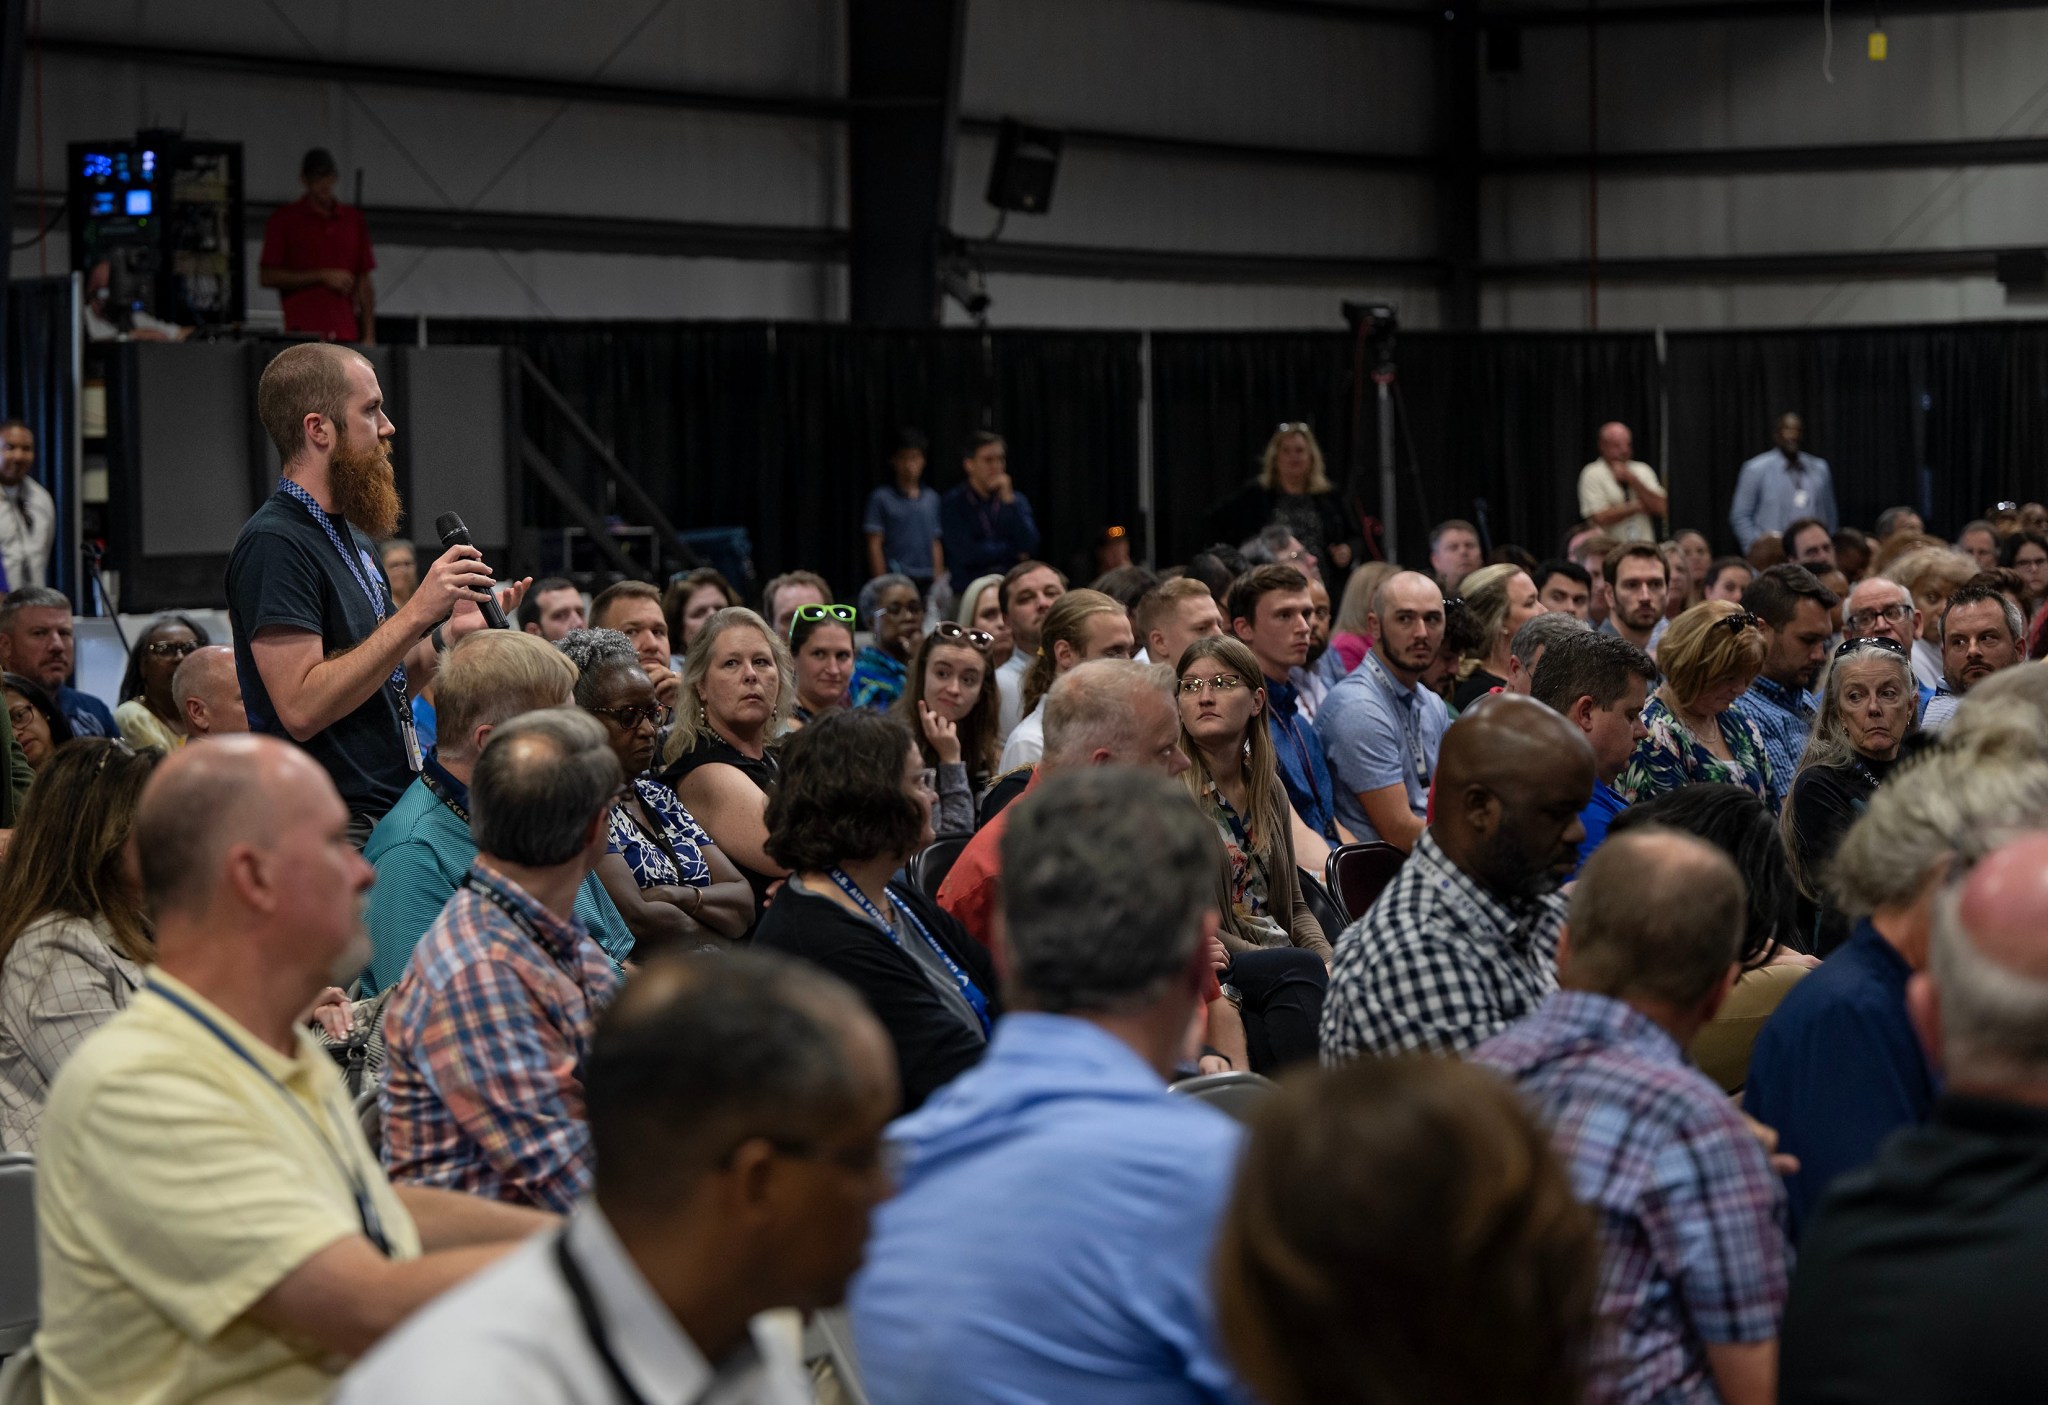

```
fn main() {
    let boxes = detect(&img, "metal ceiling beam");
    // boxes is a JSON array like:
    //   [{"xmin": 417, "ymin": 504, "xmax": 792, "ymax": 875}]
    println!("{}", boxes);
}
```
[
  {"xmin": 1483, "ymin": 246, "xmax": 2009, "ymax": 280},
  {"xmin": 1489, "ymin": 135, "xmax": 2048, "ymax": 177},
  {"xmin": 1501, "ymin": 0, "xmax": 2048, "ymax": 24}
]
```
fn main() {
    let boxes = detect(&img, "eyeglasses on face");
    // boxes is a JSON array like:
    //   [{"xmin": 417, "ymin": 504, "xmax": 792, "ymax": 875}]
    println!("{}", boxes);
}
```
[
  {"xmin": 875, "ymin": 600, "xmax": 921, "ymax": 619},
  {"xmin": 790, "ymin": 603, "xmax": 857, "ymax": 640},
  {"xmin": 145, "ymin": 639, "xmax": 200, "ymax": 659},
  {"xmin": 1835, "ymin": 635, "xmax": 1910, "ymax": 660},
  {"xmin": 591, "ymin": 702, "xmax": 671, "ymax": 732},
  {"xmin": 1845, "ymin": 602, "xmax": 1911, "ymax": 630},
  {"xmin": 932, "ymin": 620, "xmax": 994, "ymax": 653},
  {"xmin": 1178, "ymin": 674, "xmax": 1248, "ymax": 696}
]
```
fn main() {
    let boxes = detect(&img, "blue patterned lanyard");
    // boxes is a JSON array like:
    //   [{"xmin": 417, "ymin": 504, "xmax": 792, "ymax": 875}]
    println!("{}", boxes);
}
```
[
  {"xmin": 277, "ymin": 477, "xmax": 406, "ymax": 694},
  {"xmin": 826, "ymin": 867, "xmax": 991, "ymax": 1036}
]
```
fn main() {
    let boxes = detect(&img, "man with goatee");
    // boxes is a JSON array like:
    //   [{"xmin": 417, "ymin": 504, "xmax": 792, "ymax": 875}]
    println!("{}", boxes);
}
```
[{"xmin": 229, "ymin": 343, "xmax": 529, "ymax": 843}]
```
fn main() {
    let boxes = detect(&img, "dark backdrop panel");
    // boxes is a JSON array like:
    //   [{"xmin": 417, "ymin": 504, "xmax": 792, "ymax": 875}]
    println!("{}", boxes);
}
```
[{"xmin": 4, "ymin": 277, "xmax": 78, "ymax": 601}]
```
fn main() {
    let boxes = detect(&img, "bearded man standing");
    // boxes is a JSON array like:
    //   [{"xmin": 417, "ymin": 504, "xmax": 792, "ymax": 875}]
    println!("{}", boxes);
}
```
[{"xmin": 229, "ymin": 344, "xmax": 529, "ymax": 842}]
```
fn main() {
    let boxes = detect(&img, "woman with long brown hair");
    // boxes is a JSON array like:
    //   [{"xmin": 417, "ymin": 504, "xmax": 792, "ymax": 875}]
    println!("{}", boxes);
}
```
[{"xmin": 894, "ymin": 621, "xmax": 1000, "ymax": 834}]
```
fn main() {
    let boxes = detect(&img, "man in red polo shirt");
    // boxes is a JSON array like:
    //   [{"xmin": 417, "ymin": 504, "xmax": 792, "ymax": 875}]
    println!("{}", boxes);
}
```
[{"xmin": 260, "ymin": 148, "xmax": 377, "ymax": 343}]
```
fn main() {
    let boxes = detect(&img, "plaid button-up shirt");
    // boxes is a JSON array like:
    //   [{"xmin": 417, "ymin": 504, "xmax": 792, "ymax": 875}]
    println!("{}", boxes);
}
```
[
  {"xmin": 1474, "ymin": 990, "xmax": 1790, "ymax": 1403},
  {"xmin": 1729, "ymin": 675, "xmax": 1814, "ymax": 813},
  {"xmin": 380, "ymin": 862, "xmax": 622, "ymax": 1212},
  {"xmin": 1318, "ymin": 831, "xmax": 1565, "ymax": 1060}
]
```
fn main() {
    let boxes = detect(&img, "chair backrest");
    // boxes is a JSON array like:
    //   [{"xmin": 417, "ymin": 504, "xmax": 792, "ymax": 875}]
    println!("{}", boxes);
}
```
[
  {"xmin": 0, "ymin": 1155, "xmax": 37, "ymax": 1357},
  {"xmin": 1171, "ymin": 1070, "xmax": 1278, "ymax": 1124},
  {"xmin": 906, "ymin": 834, "xmax": 974, "ymax": 902},
  {"xmin": 1327, "ymin": 842, "xmax": 1408, "ymax": 922},
  {"xmin": 977, "ymin": 767, "xmax": 1033, "ymax": 828},
  {"xmin": 1297, "ymin": 870, "xmax": 1348, "ymax": 949}
]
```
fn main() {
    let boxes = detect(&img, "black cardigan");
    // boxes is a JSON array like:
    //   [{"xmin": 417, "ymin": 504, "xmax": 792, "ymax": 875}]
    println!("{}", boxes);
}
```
[{"xmin": 753, "ymin": 879, "xmax": 1002, "ymax": 1113}]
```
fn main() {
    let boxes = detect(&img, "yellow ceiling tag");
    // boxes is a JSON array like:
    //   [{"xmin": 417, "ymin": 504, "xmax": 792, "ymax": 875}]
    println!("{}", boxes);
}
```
[{"xmin": 1869, "ymin": 29, "xmax": 1889, "ymax": 60}]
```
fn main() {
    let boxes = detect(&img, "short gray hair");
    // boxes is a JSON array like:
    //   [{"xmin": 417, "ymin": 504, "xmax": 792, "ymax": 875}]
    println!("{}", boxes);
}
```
[
  {"xmin": 1041, "ymin": 659, "xmax": 1173, "ymax": 770},
  {"xmin": 999, "ymin": 766, "xmax": 1220, "ymax": 1014},
  {"xmin": 471, "ymin": 708, "xmax": 622, "ymax": 867},
  {"xmin": 858, "ymin": 573, "xmax": 916, "ymax": 629},
  {"xmin": 556, "ymin": 626, "xmax": 643, "ymax": 707},
  {"xmin": 1510, "ymin": 612, "xmax": 1587, "ymax": 669},
  {"xmin": 1929, "ymin": 878, "xmax": 2048, "ymax": 1085},
  {"xmin": 0, "ymin": 586, "xmax": 70, "ymax": 630}
]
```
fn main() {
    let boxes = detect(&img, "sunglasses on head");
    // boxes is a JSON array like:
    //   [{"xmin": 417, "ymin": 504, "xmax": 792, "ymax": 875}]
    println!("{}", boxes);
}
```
[
  {"xmin": 1835, "ymin": 634, "xmax": 1909, "ymax": 660},
  {"xmin": 789, "ymin": 603, "xmax": 856, "ymax": 640},
  {"xmin": 1713, "ymin": 610, "xmax": 1762, "ymax": 634},
  {"xmin": 932, "ymin": 620, "xmax": 994, "ymax": 653}
]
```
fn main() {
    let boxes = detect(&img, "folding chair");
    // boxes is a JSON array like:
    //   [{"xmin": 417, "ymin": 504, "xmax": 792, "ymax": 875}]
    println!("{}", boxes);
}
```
[{"xmin": 1326, "ymin": 842, "xmax": 1407, "ymax": 923}]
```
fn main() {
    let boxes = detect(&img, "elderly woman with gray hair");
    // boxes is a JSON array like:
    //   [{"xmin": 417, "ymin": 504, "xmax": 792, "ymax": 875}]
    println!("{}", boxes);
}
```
[
  {"xmin": 851, "ymin": 572, "xmax": 923, "ymax": 712},
  {"xmin": 1747, "ymin": 709, "xmax": 2048, "ymax": 1236}
]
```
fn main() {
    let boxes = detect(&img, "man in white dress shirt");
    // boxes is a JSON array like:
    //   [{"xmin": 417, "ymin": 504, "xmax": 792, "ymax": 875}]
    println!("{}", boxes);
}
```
[
  {"xmin": 338, "ymin": 950, "xmax": 899, "ymax": 1405},
  {"xmin": 0, "ymin": 421, "xmax": 56, "ymax": 590},
  {"xmin": 1576, "ymin": 422, "xmax": 1668, "ymax": 546}
]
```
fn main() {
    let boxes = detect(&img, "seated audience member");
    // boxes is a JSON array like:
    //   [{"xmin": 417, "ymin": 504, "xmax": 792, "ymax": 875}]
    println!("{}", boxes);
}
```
[
  {"xmin": 559, "ymin": 629, "xmax": 752, "ymax": 951},
  {"xmin": 850, "ymin": 572, "xmax": 923, "ymax": 713},
  {"xmin": 1239, "ymin": 524, "xmax": 1316, "ymax": 585},
  {"xmin": 1217, "ymin": 1057, "xmax": 1598, "ymax": 1405},
  {"xmin": 1299, "ymin": 575, "xmax": 1333, "ymax": 688},
  {"xmin": 1534, "ymin": 557, "xmax": 1593, "ymax": 620},
  {"xmin": 378, "ymin": 540, "xmax": 418, "ymax": 608},
  {"xmin": 1704, "ymin": 555, "xmax": 1756, "ymax": 603},
  {"xmin": 1475, "ymin": 830, "xmax": 1790, "ymax": 1405},
  {"xmin": 957, "ymin": 571, "xmax": 1013, "ymax": 670},
  {"xmin": 895, "ymin": 619, "xmax": 999, "ymax": 833},
  {"xmin": 1747, "ymin": 533, "xmax": 1786, "ymax": 570},
  {"xmin": 1321, "ymin": 695, "xmax": 1592, "ymax": 1059},
  {"xmin": 1833, "ymin": 527, "xmax": 1872, "ymax": 583},
  {"xmin": 1921, "ymin": 578, "xmax": 2025, "ymax": 730},
  {"xmin": 1659, "ymin": 542, "xmax": 1693, "ymax": 636},
  {"xmin": 1843, "ymin": 575, "xmax": 1931, "ymax": 708},
  {"xmin": 1502, "ymin": 611, "xmax": 1586, "ymax": 694},
  {"xmin": 0, "ymin": 740, "xmax": 158, "ymax": 1153},
  {"xmin": 993, "ymin": 559, "xmax": 1066, "ymax": 736},
  {"xmin": 1178, "ymin": 636, "xmax": 1331, "ymax": 1071},
  {"xmin": 382, "ymin": 710, "xmax": 623, "ymax": 1213},
  {"xmin": 341, "ymin": 952, "xmax": 895, "ymax": 1403},
  {"xmin": 787, "ymin": 601, "xmax": 856, "ymax": 726},
  {"xmin": 1780, "ymin": 834, "xmax": 2048, "ymax": 1404},
  {"xmin": 1885, "ymin": 545, "xmax": 1977, "ymax": 691},
  {"xmin": 999, "ymin": 587, "xmax": 1135, "ymax": 771},
  {"xmin": 114, "ymin": 612, "xmax": 209, "ymax": 751},
  {"xmin": 1873, "ymin": 504, "xmax": 1924, "ymax": 542},
  {"xmin": 1617, "ymin": 602, "xmax": 1773, "ymax": 807},
  {"xmin": 1430, "ymin": 518, "xmax": 1483, "ymax": 594},
  {"xmin": 1319, "ymin": 560, "xmax": 1396, "ymax": 685},
  {"xmin": 1185, "ymin": 541, "xmax": 1248, "ymax": 606},
  {"xmin": 2000, "ymin": 530, "xmax": 2048, "ymax": 623},
  {"xmin": 1674, "ymin": 528, "xmax": 1713, "ymax": 595},
  {"xmin": 589, "ymin": 580, "xmax": 678, "ymax": 709},
  {"xmin": 1092, "ymin": 563, "xmax": 1161, "ymax": 635},
  {"xmin": 1452, "ymin": 563, "xmax": 1546, "ymax": 709},
  {"xmin": 1570, "ymin": 530, "xmax": 1619, "ymax": 625},
  {"xmin": 755, "ymin": 710, "xmax": 999, "ymax": 1112},
  {"xmin": 1784, "ymin": 637, "xmax": 1919, "ymax": 954},
  {"xmin": 35, "ymin": 736, "xmax": 548, "ymax": 1401},
  {"xmin": 363, "ymin": 631, "xmax": 631, "ymax": 993},
  {"xmin": 5, "ymin": 670, "xmax": 71, "ymax": 770},
  {"xmin": 1601, "ymin": 543, "xmax": 1668, "ymax": 654},
  {"xmin": 515, "ymin": 576, "xmax": 585, "ymax": 642},
  {"xmin": 1137, "ymin": 576, "xmax": 1225, "ymax": 677},
  {"xmin": 1316, "ymin": 570, "xmax": 1450, "ymax": 851},
  {"xmin": 661, "ymin": 566, "xmax": 740, "ymax": 660},
  {"xmin": 1746, "ymin": 724, "xmax": 2048, "ymax": 1235},
  {"xmin": 1782, "ymin": 516, "xmax": 1835, "ymax": 573},
  {"xmin": 1530, "ymin": 629, "xmax": 1658, "ymax": 871},
  {"xmin": 1955, "ymin": 519, "xmax": 2001, "ymax": 572},
  {"xmin": 658, "ymin": 606, "xmax": 792, "ymax": 914},
  {"xmin": 1226, "ymin": 565, "xmax": 1340, "ymax": 841},
  {"xmin": 0, "ymin": 585, "xmax": 115, "ymax": 737},
  {"xmin": 761, "ymin": 568, "xmax": 833, "ymax": 639},
  {"xmin": 1729, "ymin": 565, "xmax": 1838, "ymax": 810},
  {"xmin": 171, "ymin": 644, "xmax": 249, "ymax": 737},
  {"xmin": 854, "ymin": 766, "xmax": 1247, "ymax": 1404}
]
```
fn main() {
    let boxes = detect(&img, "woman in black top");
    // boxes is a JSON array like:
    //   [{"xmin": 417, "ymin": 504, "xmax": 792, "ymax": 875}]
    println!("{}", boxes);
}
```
[
  {"xmin": 1201, "ymin": 425, "xmax": 1364, "ymax": 584},
  {"xmin": 1449, "ymin": 564, "xmax": 1544, "ymax": 712},
  {"xmin": 1783, "ymin": 636, "xmax": 1920, "ymax": 954},
  {"xmin": 659, "ymin": 606, "xmax": 793, "ymax": 915},
  {"xmin": 755, "ymin": 709, "xmax": 1000, "ymax": 1112}
]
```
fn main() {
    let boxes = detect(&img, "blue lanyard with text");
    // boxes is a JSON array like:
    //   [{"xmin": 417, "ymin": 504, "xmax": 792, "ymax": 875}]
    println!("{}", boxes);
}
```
[
  {"xmin": 276, "ymin": 478, "xmax": 407, "ymax": 696},
  {"xmin": 826, "ymin": 867, "xmax": 991, "ymax": 1036},
  {"xmin": 145, "ymin": 979, "xmax": 393, "ymax": 1256},
  {"xmin": 1364, "ymin": 650, "xmax": 1432, "ymax": 791}
]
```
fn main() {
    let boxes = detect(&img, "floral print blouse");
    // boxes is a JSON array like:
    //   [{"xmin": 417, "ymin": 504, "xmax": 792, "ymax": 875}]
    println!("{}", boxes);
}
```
[
  {"xmin": 607, "ymin": 777, "xmax": 714, "ymax": 890},
  {"xmin": 1615, "ymin": 695, "xmax": 1774, "ymax": 808}
]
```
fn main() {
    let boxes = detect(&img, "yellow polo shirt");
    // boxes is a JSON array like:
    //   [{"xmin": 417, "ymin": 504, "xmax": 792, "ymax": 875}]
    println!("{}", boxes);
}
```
[{"xmin": 35, "ymin": 971, "xmax": 421, "ymax": 1404}]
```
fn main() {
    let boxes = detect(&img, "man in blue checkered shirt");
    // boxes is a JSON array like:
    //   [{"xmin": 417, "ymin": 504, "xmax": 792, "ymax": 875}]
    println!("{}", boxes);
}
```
[
  {"xmin": 1474, "ymin": 827, "xmax": 1791, "ymax": 1405},
  {"xmin": 1727, "ymin": 564, "xmax": 1837, "ymax": 813}
]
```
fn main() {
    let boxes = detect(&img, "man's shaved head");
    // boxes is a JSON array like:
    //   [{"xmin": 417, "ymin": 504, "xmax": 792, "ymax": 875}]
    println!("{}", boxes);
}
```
[
  {"xmin": 1432, "ymin": 694, "xmax": 1595, "ymax": 900},
  {"xmin": 134, "ymin": 734, "xmax": 325, "ymax": 916}
]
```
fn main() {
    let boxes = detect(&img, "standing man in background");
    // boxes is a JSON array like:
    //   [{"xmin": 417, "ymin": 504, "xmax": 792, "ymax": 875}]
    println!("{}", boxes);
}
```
[
  {"xmin": 1732, "ymin": 413, "xmax": 1837, "ymax": 550},
  {"xmin": 865, "ymin": 428, "xmax": 944, "ymax": 593},
  {"xmin": 1576, "ymin": 422, "xmax": 1668, "ymax": 545},
  {"xmin": 260, "ymin": 148, "xmax": 378, "ymax": 344},
  {"xmin": 942, "ymin": 431, "xmax": 1040, "ymax": 596},
  {"xmin": 0, "ymin": 419, "xmax": 55, "ymax": 589}
]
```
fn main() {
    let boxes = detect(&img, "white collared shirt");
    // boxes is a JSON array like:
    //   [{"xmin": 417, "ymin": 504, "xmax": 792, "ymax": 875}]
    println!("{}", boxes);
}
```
[
  {"xmin": 0, "ymin": 474, "xmax": 55, "ymax": 589},
  {"xmin": 336, "ymin": 1205, "xmax": 815, "ymax": 1405}
]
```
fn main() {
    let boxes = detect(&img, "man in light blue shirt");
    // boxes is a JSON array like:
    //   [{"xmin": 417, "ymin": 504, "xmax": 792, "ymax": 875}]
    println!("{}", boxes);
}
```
[
  {"xmin": 1316, "ymin": 570, "xmax": 1449, "ymax": 851},
  {"xmin": 1731, "ymin": 412, "xmax": 1837, "ymax": 549},
  {"xmin": 851, "ymin": 767, "xmax": 1247, "ymax": 1405}
]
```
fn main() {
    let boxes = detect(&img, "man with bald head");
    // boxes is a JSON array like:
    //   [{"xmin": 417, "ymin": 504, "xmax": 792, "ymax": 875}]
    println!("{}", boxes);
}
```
[
  {"xmin": 1477, "ymin": 828, "xmax": 1789, "ymax": 1405},
  {"xmin": 1315, "ymin": 570, "xmax": 1451, "ymax": 851},
  {"xmin": 34, "ymin": 735, "xmax": 549, "ymax": 1402},
  {"xmin": 1782, "ymin": 833, "xmax": 2048, "ymax": 1403},
  {"xmin": 1577, "ymin": 421, "xmax": 1668, "ymax": 545},
  {"xmin": 172, "ymin": 642, "xmax": 249, "ymax": 737},
  {"xmin": 1321, "ymin": 693, "xmax": 1593, "ymax": 1059}
]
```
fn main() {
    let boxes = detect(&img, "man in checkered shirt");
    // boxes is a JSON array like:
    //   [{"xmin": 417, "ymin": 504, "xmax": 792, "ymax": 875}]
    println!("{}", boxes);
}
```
[
  {"xmin": 1319, "ymin": 694, "xmax": 1594, "ymax": 1060},
  {"xmin": 1474, "ymin": 827, "xmax": 1790, "ymax": 1405}
]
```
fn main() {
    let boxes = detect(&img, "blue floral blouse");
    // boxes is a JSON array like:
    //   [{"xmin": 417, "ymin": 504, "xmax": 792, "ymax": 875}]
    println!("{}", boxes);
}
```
[
  {"xmin": 607, "ymin": 777, "xmax": 714, "ymax": 889},
  {"xmin": 1616, "ymin": 695, "xmax": 1774, "ymax": 807}
]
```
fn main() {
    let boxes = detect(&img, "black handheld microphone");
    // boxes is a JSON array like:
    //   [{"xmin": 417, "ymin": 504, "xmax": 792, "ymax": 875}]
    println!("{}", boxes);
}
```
[{"xmin": 434, "ymin": 512, "xmax": 511, "ymax": 630}]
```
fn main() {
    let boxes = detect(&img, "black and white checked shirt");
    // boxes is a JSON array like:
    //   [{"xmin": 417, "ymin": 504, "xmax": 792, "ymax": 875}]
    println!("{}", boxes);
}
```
[{"xmin": 1319, "ymin": 831, "xmax": 1566, "ymax": 1061}]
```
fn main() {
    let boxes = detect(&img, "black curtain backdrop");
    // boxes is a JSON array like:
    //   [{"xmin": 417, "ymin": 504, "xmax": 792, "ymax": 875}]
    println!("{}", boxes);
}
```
[
  {"xmin": 4, "ymin": 277, "xmax": 79, "ymax": 602},
  {"xmin": 388, "ymin": 314, "xmax": 2048, "ymax": 593}
]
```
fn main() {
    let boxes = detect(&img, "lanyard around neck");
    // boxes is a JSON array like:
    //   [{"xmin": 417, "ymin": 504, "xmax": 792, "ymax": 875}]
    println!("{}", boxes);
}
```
[
  {"xmin": 825, "ymin": 867, "xmax": 991, "ymax": 1036},
  {"xmin": 555, "ymin": 1231, "xmax": 653, "ymax": 1405},
  {"xmin": 276, "ymin": 478, "xmax": 406, "ymax": 695}
]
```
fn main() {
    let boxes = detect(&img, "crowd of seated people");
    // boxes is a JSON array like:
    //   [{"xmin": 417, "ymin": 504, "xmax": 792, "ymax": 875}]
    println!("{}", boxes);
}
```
[{"xmin": 12, "ymin": 344, "xmax": 2048, "ymax": 1403}]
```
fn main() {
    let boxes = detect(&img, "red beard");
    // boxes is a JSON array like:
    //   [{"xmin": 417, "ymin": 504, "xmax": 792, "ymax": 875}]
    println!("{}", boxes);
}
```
[{"xmin": 330, "ymin": 430, "xmax": 402, "ymax": 541}]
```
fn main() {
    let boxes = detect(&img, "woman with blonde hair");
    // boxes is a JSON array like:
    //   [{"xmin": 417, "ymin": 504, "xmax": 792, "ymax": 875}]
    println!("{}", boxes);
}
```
[
  {"xmin": 1451, "ymin": 563, "xmax": 1544, "ymax": 710},
  {"xmin": 1201, "ymin": 423, "xmax": 1365, "ymax": 583},
  {"xmin": 659, "ymin": 606, "xmax": 795, "ymax": 916},
  {"xmin": 998, "ymin": 588, "xmax": 1133, "ymax": 772},
  {"xmin": 1318, "ymin": 560, "xmax": 1397, "ymax": 686},
  {"xmin": 1617, "ymin": 600, "xmax": 1774, "ymax": 806}
]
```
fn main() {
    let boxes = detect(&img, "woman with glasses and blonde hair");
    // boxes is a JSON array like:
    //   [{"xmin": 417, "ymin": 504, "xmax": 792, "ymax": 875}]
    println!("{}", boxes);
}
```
[
  {"xmin": 560, "ymin": 628, "xmax": 753, "ymax": 952},
  {"xmin": 1176, "ymin": 634, "xmax": 1330, "ymax": 1072},
  {"xmin": 114, "ymin": 612, "xmax": 209, "ymax": 751},
  {"xmin": 895, "ymin": 621, "xmax": 1000, "ymax": 834},
  {"xmin": 1202, "ymin": 423, "xmax": 1365, "ymax": 585},
  {"xmin": 1617, "ymin": 601, "xmax": 1774, "ymax": 806},
  {"xmin": 660, "ymin": 606, "xmax": 796, "ymax": 917}
]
